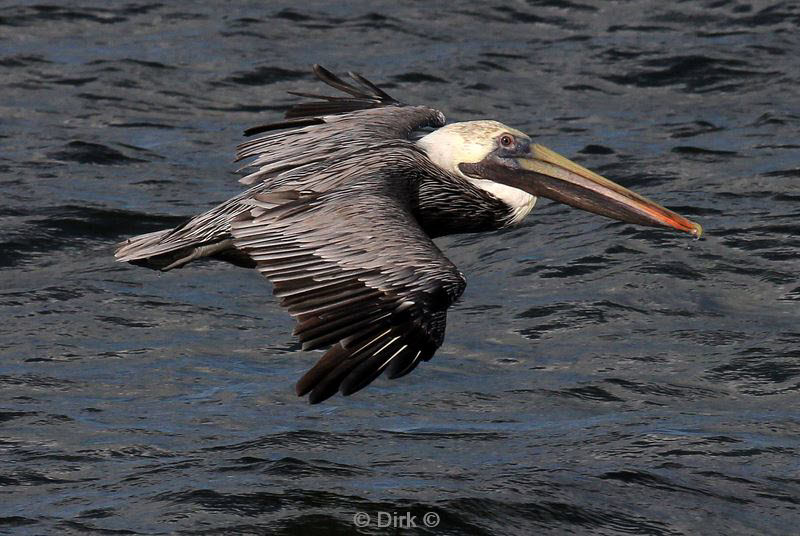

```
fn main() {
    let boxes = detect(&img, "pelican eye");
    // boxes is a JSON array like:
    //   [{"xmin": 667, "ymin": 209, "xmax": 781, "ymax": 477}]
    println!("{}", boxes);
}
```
[{"xmin": 499, "ymin": 134, "xmax": 514, "ymax": 148}]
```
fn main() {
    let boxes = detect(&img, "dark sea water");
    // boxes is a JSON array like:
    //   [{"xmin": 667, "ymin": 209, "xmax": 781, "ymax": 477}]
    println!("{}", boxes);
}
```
[{"xmin": 2, "ymin": 1, "xmax": 800, "ymax": 534}]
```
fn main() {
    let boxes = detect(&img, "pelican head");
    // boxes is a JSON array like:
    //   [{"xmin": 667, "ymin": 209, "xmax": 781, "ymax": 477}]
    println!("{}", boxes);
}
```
[{"xmin": 417, "ymin": 120, "xmax": 702, "ymax": 236}]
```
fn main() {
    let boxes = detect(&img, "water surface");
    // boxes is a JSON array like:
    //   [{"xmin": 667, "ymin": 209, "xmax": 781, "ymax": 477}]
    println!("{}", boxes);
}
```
[{"xmin": 2, "ymin": 2, "xmax": 799, "ymax": 534}]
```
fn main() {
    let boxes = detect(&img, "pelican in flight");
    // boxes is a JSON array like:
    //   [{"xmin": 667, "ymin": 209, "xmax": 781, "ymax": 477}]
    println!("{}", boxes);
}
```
[{"xmin": 116, "ymin": 65, "xmax": 702, "ymax": 403}]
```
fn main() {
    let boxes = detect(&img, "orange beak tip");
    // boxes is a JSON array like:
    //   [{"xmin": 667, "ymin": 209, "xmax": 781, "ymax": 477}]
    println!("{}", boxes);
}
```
[{"xmin": 689, "ymin": 221, "xmax": 703, "ymax": 239}]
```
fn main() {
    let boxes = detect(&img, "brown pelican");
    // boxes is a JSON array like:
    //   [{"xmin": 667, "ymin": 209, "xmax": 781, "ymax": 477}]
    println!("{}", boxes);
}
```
[{"xmin": 115, "ymin": 65, "xmax": 702, "ymax": 404}]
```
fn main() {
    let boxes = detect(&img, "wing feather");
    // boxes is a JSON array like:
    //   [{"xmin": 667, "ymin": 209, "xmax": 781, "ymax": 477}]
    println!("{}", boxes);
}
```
[
  {"xmin": 115, "ymin": 66, "xmax": 447, "ymax": 271},
  {"xmin": 230, "ymin": 171, "xmax": 465, "ymax": 403},
  {"xmin": 235, "ymin": 65, "xmax": 446, "ymax": 186}
]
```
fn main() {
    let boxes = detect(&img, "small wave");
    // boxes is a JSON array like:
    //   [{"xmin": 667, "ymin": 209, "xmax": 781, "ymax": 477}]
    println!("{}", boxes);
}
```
[
  {"xmin": 0, "ymin": 374, "xmax": 76, "ymax": 390},
  {"xmin": 204, "ymin": 430, "xmax": 349, "ymax": 453},
  {"xmin": 48, "ymin": 141, "xmax": 145, "ymax": 166},
  {"xmin": 0, "ymin": 206, "xmax": 187, "ymax": 268},
  {"xmin": 636, "ymin": 260, "xmax": 705, "ymax": 280},
  {"xmin": 88, "ymin": 58, "xmax": 175, "ymax": 70},
  {"xmin": 604, "ymin": 378, "xmax": 721, "ymax": 400},
  {"xmin": 272, "ymin": 9, "xmax": 314, "ymax": 22},
  {"xmin": 51, "ymin": 76, "xmax": 97, "ymax": 86},
  {"xmin": 108, "ymin": 121, "xmax": 177, "ymax": 129},
  {"xmin": 579, "ymin": 144, "xmax": 615, "ymax": 155},
  {"xmin": 603, "ymin": 55, "xmax": 773, "ymax": 92},
  {"xmin": 516, "ymin": 300, "xmax": 622, "ymax": 340},
  {"xmin": 671, "ymin": 146, "xmax": 739, "ymax": 158},
  {"xmin": 562, "ymin": 83, "xmax": 610, "ymax": 93},
  {"xmin": 663, "ymin": 120, "xmax": 722, "ymax": 139},
  {"xmin": 392, "ymin": 72, "xmax": 447, "ymax": 84},
  {"xmin": 0, "ymin": 470, "xmax": 95, "ymax": 486},
  {"xmin": 0, "ymin": 410, "xmax": 39, "ymax": 423},
  {"xmin": 516, "ymin": 254, "xmax": 617, "ymax": 280},
  {"xmin": 442, "ymin": 497, "xmax": 680, "ymax": 535},
  {"xmin": 599, "ymin": 470, "xmax": 750, "ymax": 504},
  {"xmin": 94, "ymin": 316, "xmax": 157, "ymax": 329},
  {"xmin": 0, "ymin": 54, "xmax": 51, "ymax": 67},
  {"xmin": 465, "ymin": 82, "xmax": 495, "ymax": 91},
  {"xmin": 762, "ymin": 168, "xmax": 800, "ymax": 178},
  {"xmin": 552, "ymin": 385, "xmax": 625, "ymax": 402},
  {"xmin": 0, "ymin": 517, "xmax": 39, "ymax": 529},
  {"xmin": 219, "ymin": 456, "xmax": 367, "ymax": 478},
  {"xmin": 0, "ymin": 4, "xmax": 159, "ymax": 27},
  {"xmin": 220, "ymin": 66, "xmax": 307, "ymax": 86},
  {"xmin": 707, "ymin": 345, "xmax": 800, "ymax": 394}
]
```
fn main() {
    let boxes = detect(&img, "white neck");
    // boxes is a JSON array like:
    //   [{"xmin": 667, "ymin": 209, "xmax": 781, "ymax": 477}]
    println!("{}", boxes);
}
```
[{"xmin": 471, "ymin": 180, "xmax": 537, "ymax": 225}]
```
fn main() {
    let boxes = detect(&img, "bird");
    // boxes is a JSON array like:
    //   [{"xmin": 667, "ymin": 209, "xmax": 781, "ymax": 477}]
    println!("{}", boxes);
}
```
[{"xmin": 115, "ymin": 65, "xmax": 702, "ymax": 404}]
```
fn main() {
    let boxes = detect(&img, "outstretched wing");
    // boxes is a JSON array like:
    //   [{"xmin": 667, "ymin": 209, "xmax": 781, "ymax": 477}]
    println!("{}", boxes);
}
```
[
  {"xmin": 235, "ymin": 65, "xmax": 446, "ymax": 186},
  {"xmin": 230, "ymin": 160, "xmax": 466, "ymax": 404}
]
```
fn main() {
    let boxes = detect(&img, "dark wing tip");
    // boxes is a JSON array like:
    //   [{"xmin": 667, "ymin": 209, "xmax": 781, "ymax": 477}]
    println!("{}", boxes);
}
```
[
  {"xmin": 283, "ymin": 65, "xmax": 400, "ymax": 121},
  {"xmin": 311, "ymin": 65, "xmax": 398, "ymax": 105},
  {"xmin": 296, "ymin": 320, "xmax": 444, "ymax": 404},
  {"xmin": 241, "ymin": 65, "xmax": 399, "ymax": 136},
  {"xmin": 242, "ymin": 65, "xmax": 435, "ymax": 136},
  {"xmin": 347, "ymin": 71, "xmax": 394, "ymax": 101},
  {"xmin": 296, "ymin": 343, "xmax": 348, "ymax": 398}
]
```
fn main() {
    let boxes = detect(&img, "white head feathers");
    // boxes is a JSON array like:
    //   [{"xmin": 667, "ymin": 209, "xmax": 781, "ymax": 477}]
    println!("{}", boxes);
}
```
[{"xmin": 416, "ymin": 120, "xmax": 536, "ymax": 225}]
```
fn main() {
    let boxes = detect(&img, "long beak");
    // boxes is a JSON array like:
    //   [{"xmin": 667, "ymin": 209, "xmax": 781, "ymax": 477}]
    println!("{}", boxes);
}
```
[{"xmin": 513, "ymin": 144, "xmax": 702, "ymax": 237}]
